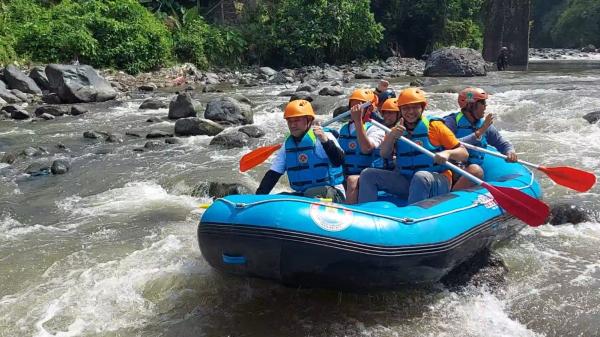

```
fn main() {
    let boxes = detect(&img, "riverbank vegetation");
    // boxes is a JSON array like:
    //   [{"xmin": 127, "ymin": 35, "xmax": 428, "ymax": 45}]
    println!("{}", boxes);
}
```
[{"xmin": 0, "ymin": 0, "xmax": 597, "ymax": 73}]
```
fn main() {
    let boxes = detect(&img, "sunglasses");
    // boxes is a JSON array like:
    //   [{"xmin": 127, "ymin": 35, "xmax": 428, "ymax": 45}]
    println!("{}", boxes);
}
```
[{"xmin": 477, "ymin": 100, "xmax": 487, "ymax": 106}]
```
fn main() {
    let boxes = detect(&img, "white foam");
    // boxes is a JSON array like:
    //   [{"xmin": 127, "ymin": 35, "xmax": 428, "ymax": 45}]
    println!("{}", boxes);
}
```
[
  {"xmin": 56, "ymin": 181, "xmax": 203, "ymax": 219},
  {"xmin": 0, "ymin": 215, "xmax": 66, "ymax": 240},
  {"xmin": 424, "ymin": 289, "xmax": 541, "ymax": 337}
]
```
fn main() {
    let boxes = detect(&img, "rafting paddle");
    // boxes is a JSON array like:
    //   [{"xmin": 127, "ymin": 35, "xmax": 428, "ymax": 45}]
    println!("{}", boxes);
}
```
[
  {"xmin": 239, "ymin": 101, "xmax": 373, "ymax": 172},
  {"xmin": 369, "ymin": 119, "xmax": 550, "ymax": 227},
  {"xmin": 460, "ymin": 142, "xmax": 596, "ymax": 192}
]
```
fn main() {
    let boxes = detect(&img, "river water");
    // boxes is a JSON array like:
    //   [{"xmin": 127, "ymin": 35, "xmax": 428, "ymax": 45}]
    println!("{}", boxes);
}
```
[{"xmin": 1, "ymin": 61, "xmax": 599, "ymax": 337}]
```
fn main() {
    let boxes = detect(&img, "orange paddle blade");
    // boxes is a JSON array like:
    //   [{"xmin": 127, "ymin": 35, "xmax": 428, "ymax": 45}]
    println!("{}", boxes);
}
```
[
  {"xmin": 482, "ymin": 182, "xmax": 550, "ymax": 227},
  {"xmin": 538, "ymin": 166, "xmax": 596, "ymax": 192},
  {"xmin": 239, "ymin": 144, "xmax": 282, "ymax": 172}
]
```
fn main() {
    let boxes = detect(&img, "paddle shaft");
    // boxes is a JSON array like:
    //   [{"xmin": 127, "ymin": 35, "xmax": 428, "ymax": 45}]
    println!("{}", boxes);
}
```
[
  {"xmin": 320, "ymin": 102, "xmax": 372, "ymax": 127},
  {"xmin": 460, "ymin": 142, "xmax": 539, "ymax": 169},
  {"xmin": 369, "ymin": 120, "xmax": 485, "ymax": 185}
]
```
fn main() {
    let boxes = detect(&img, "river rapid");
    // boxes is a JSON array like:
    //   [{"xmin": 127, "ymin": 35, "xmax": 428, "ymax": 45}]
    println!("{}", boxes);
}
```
[{"xmin": 1, "ymin": 61, "xmax": 599, "ymax": 337}]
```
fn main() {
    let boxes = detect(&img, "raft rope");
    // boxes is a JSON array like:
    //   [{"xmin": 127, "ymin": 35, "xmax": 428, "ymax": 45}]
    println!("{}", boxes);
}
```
[{"xmin": 213, "ymin": 167, "xmax": 537, "ymax": 224}]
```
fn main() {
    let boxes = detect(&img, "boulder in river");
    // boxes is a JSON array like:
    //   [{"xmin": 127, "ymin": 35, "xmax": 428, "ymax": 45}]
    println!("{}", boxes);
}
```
[
  {"xmin": 139, "ymin": 98, "xmax": 167, "ymax": 110},
  {"xmin": 168, "ymin": 92, "xmax": 201, "ymax": 119},
  {"xmin": 3, "ymin": 65, "xmax": 42, "ymax": 95},
  {"xmin": 45, "ymin": 64, "xmax": 117, "ymax": 103},
  {"xmin": 2, "ymin": 105, "xmax": 30, "ymax": 120},
  {"xmin": 192, "ymin": 181, "xmax": 253, "ymax": 199},
  {"xmin": 174, "ymin": 117, "xmax": 224, "ymax": 136},
  {"xmin": 209, "ymin": 131, "xmax": 251, "ymax": 149},
  {"xmin": 424, "ymin": 47, "xmax": 486, "ymax": 77},
  {"xmin": 583, "ymin": 111, "xmax": 600, "ymax": 124},
  {"xmin": 51, "ymin": 159, "xmax": 70, "ymax": 175},
  {"xmin": 204, "ymin": 97, "xmax": 253, "ymax": 125},
  {"xmin": 549, "ymin": 203, "xmax": 592, "ymax": 225},
  {"xmin": 29, "ymin": 66, "xmax": 50, "ymax": 91}
]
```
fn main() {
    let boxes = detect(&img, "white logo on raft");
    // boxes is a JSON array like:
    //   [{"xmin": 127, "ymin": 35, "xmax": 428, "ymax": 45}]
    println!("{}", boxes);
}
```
[
  {"xmin": 309, "ymin": 203, "xmax": 354, "ymax": 232},
  {"xmin": 476, "ymin": 194, "xmax": 498, "ymax": 209}
]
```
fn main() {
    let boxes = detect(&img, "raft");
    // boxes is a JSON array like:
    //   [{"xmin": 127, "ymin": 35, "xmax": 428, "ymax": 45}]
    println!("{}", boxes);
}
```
[{"xmin": 198, "ymin": 149, "xmax": 543, "ymax": 289}]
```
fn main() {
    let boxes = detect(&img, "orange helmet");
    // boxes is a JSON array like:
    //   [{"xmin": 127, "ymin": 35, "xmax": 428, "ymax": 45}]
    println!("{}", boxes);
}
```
[
  {"xmin": 380, "ymin": 98, "xmax": 400, "ymax": 112},
  {"xmin": 349, "ymin": 88, "xmax": 377, "ymax": 105},
  {"xmin": 397, "ymin": 87, "xmax": 427, "ymax": 108},
  {"xmin": 458, "ymin": 87, "xmax": 488, "ymax": 109},
  {"xmin": 284, "ymin": 100, "xmax": 315, "ymax": 119}
]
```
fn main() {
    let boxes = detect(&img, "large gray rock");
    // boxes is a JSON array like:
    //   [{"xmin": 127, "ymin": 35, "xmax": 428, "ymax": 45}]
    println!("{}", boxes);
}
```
[
  {"xmin": 139, "ymin": 98, "xmax": 167, "ymax": 110},
  {"xmin": 238, "ymin": 125, "xmax": 265, "ymax": 138},
  {"xmin": 168, "ymin": 93, "xmax": 200, "ymax": 119},
  {"xmin": 51, "ymin": 159, "xmax": 70, "ymax": 175},
  {"xmin": 3, "ymin": 65, "xmax": 42, "ymax": 95},
  {"xmin": 29, "ymin": 66, "xmax": 50, "ymax": 91},
  {"xmin": 0, "ymin": 80, "xmax": 21, "ymax": 103},
  {"xmin": 583, "ymin": 111, "xmax": 600, "ymax": 124},
  {"xmin": 174, "ymin": 117, "xmax": 224, "ymax": 136},
  {"xmin": 289, "ymin": 91, "xmax": 314, "ymax": 102},
  {"xmin": 204, "ymin": 97, "xmax": 253, "ymax": 125},
  {"xmin": 34, "ymin": 105, "xmax": 69, "ymax": 117},
  {"xmin": 1, "ymin": 105, "xmax": 30, "ymax": 120},
  {"xmin": 45, "ymin": 64, "xmax": 117, "ymax": 103},
  {"xmin": 549, "ymin": 203, "xmax": 592, "ymax": 225},
  {"xmin": 209, "ymin": 131, "xmax": 250, "ymax": 149},
  {"xmin": 318, "ymin": 86, "xmax": 344, "ymax": 96},
  {"xmin": 424, "ymin": 47, "xmax": 487, "ymax": 77}
]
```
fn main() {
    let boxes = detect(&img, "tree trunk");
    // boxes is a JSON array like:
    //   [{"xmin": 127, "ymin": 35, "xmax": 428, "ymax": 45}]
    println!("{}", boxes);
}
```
[{"xmin": 483, "ymin": 0, "xmax": 531, "ymax": 70}]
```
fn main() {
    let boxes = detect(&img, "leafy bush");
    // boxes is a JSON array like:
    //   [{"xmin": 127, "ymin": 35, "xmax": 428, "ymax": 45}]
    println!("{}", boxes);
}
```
[
  {"xmin": 174, "ymin": 17, "xmax": 210, "ymax": 68},
  {"xmin": 82, "ymin": 0, "xmax": 173, "ymax": 74},
  {"xmin": 435, "ymin": 19, "xmax": 483, "ymax": 50},
  {"xmin": 243, "ymin": 0, "xmax": 383, "ymax": 67},
  {"xmin": 174, "ymin": 15, "xmax": 246, "ymax": 69},
  {"xmin": 3, "ymin": 0, "xmax": 172, "ymax": 74}
]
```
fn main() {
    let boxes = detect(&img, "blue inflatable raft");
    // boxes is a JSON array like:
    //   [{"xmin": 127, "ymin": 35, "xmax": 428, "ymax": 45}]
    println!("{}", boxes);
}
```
[{"xmin": 198, "ymin": 151, "xmax": 543, "ymax": 289}]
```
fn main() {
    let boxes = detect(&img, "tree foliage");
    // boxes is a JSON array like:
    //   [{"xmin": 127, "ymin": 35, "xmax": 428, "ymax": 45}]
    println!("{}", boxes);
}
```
[
  {"xmin": 551, "ymin": 0, "xmax": 600, "ymax": 48},
  {"xmin": 371, "ymin": 0, "xmax": 484, "ymax": 57},
  {"xmin": 243, "ymin": 0, "xmax": 383, "ymax": 67}
]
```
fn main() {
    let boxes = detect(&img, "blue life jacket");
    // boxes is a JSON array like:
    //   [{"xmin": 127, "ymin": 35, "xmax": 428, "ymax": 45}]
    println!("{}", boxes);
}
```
[
  {"xmin": 452, "ymin": 111, "xmax": 487, "ymax": 165},
  {"xmin": 338, "ymin": 122, "xmax": 378, "ymax": 175},
  {"xmin": 371, "ymin": 147, "xmax": 394, "ymax": 170},
  {"xmin": 284, "ymin": 129, "xmax": 344, "ymax": 192},
  {"xmin": 395, "ymin": 116, "xmax": 447, "ymax": 177}
]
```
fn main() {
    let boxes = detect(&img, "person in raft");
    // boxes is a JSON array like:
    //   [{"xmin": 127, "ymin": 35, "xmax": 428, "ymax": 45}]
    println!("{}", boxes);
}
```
[
  {"xmin": 338, "ymin": 89, "xmax": 385, "ymax": 204},
  {"xmin": 255, "ymin": 99, "xmax": 346, "ymax": 202},
  {"xmin": 357, "ymin": 87, "xmax": 469, "ymax": 204},
  {"xmin": 344, "ymin": 97, "xmax": 402, "ymax": 204},
  {"xmin": 443, "ymin": 87, "xmax": 518, "ymax": 190}
]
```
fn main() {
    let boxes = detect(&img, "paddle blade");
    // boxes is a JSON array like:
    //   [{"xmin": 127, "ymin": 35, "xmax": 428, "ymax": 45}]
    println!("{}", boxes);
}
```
[
  {"xmin": 481, "ymin": 182, "xmax": 550, "ymax": 227},
  {"xmin": 239, "ymin": 144, "xmax": 282, "ymax": 172},
  {"xmin": 538, "ymin": 166, "xmax": 596, "ymax": 192}
]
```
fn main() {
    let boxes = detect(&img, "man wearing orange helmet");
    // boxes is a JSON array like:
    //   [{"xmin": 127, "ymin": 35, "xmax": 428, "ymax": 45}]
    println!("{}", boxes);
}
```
[
  {"xmin": 358, "ymin": 88, "xmax": 468, "ymax": 204},
  {"xmin": 255, "ymin": 100, "xmax": 346, "ymax": 202},
  {"xmin": 338, "ymin": 88, "xmax": 385, "ymax": 204},
  {"xmin": 443, "ymin": 87, "xmax": 517, "ymax": 190}
]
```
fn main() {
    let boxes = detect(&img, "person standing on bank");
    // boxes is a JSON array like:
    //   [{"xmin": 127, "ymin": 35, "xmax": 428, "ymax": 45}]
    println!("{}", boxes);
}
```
[
  {"xmin": 255, "ymin": 100, "xmax": 346, "ymax": 202},
  {"xmin": 497, "ymin": 46, "xmax": 509, "ymax": 71},
  {"xmin": 443, "ymin": 87, "xmax": 518, "ymax": 190},
  {"xmin": 358, "ymin": 88, "xmax": 468, "ymax": 204}
]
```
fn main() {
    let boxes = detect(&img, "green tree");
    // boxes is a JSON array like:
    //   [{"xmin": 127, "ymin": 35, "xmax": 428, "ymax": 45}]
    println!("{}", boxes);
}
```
[
  {"xmin": 244, "ymin": 0, "xmax": 383, "ymax": 67},
  {"xmin": 551, "ymin": 0, "xmax": 600, "ymax": 48}
]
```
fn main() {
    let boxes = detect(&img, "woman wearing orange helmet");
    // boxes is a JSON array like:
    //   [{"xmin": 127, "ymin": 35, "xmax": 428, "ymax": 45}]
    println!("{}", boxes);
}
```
[
  {"xmin": 255, "ymin": 100, "xmax": 346, "ymax": 202},
  {"xmin": 443, "ymin": 87, "xmax": 517, "ymax": 190},
  {"xmin": 344, "ymin": 96, "xmax": 400, "ymax": 204},
  {"xmin": 358, "ymin": 88, "xmax": 468, "ymax": 204}
]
